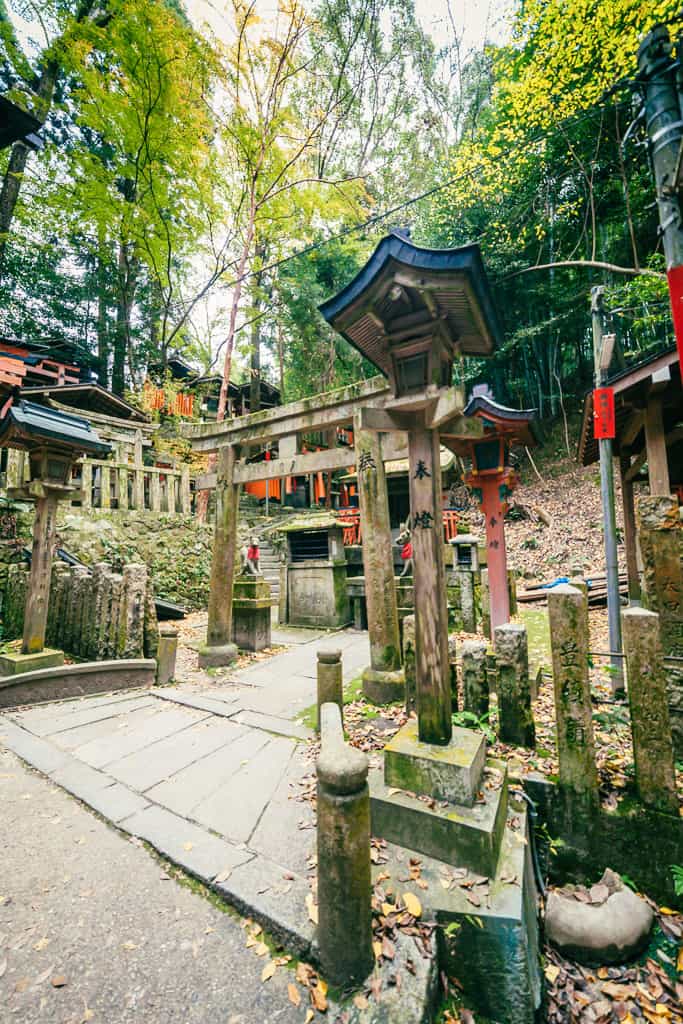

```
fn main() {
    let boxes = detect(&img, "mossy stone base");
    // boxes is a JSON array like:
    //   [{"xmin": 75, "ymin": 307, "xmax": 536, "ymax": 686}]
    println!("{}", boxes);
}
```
[
  {"xmin": 384, "ymin": 719, "xmax": 486, "ymax": 806},
  {"xmin": 0, "ymin": 648, "xmax": 64, "ymax": 676},
  {"xmin": 361, "ymin": 665, "xmax": 405, "ymax": 704},
  {"xmin": 197, "ymin": 643, "xmax": 238, "ymax": 668},
  {"xmin": 370, "ymin": 759, "xmax": 508, "ymax": 877}
]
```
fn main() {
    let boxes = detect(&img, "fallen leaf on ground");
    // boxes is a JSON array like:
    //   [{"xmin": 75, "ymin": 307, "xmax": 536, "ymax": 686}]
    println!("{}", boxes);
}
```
[
  {"xmin": 254, "ymin": 942, "xmax": 269, "ymax": 957},
  {"xmin": 402, "ymin": 892, "xmax": 422, "ymax": 917},
  {"xmin": 354, "ymin": 994, "xmax": 369, "ymax": 1009},
  {"xmin": 0, "ymin": 960, "xmax": 6, "ymax": 979},
  {"xmin": 213, "ymin": 867, "xmax": 232, "ymax": 883},
  {"xmin": 182, "ymin": 842, "xmax": 193, "ymax": 852},
  {"xmin": 305, "ymin": 1012, "xmax": 315, "ymax": 1024},
  {"xmin": 51, "ymin": 975, "xmax": 67, "ymax": 987},
  {"xmin": 261, "ymin": 962, "xmax": 276, "ymax": 982},
  {"xmin": 33, "ymin": 936, "xmax": 50, "ymax": 951},
  {"xmin": 311, "ymin": 981, "xmax": 328, "ymax": 1011},
  {"xmin": 545, "ymin": 964, "xmax": 560, "ymax": 984},
  {"xmin": 288, "ymin": 983, "xmax": 301, "ymax": 1007},
  {"xmin": 121, "ymin": 942, "xmax": 138, "ymax": 951}
]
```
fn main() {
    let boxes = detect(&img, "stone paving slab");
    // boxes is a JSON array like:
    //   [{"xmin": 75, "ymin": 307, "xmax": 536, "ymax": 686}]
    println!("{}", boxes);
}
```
[
  {"xmin": 151, "ymin": 688, "xmax": 244, "ymax": 717},
  {"xmin": 232, "ymin": 709, "xmax": 312, "ymax": 740},
  {"xmin": 74, "ymin": 705, "xmax": 209, "ymax": 769},
  {"xmin": 192, "ymin": 735, "xmax": 295, "ymax": 843},
  {"xmin": 215, "ymin": 853, "xmax": 314, "ymax": 957},
  {"xmin": 249, "ymin": 746, "xmax": 315, "ymax": 875},
  {"xmin": 107, "ymin": 716, "xmax": 244, "ymax": 791},
  {"xmin": 82, "ymin": 780, "xmax": 150, "ymax": 823},
  {"xmin": 50, "ymin": 758, "xmax": 118, "ymax": 799},
  {"xmin": 8, "ymin": 694, "xmax": 156, "ymax": 736},
  {"xmin": 47, "ymin": 704, "xmax": 161, "ymax": 751},
  {"xmin": 0, "ymin": 718, "xmax": 70, "ymax": 775},
  {"xmin": 144, "ymin": 726, "xmax": 269, "ymax": 815},
  {"xmin": 120, "ymin": 803, "xmax": 254, "ymax": 881}
]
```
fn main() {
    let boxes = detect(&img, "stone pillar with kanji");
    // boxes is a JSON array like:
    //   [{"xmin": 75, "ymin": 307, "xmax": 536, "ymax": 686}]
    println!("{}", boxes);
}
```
[{"xmin": 408, "ymin": 427, "xmax": 452, "ymax": 745}]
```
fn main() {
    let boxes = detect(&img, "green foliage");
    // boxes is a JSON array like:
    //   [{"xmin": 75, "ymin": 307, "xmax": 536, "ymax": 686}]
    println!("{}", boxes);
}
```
[
  {"xmin": 672, "ymin": 865, "xmax": 683, "ymax": 897},
  {"xmin": 452, "ymin": 709, "xmax": 495, "ymax": 745}
]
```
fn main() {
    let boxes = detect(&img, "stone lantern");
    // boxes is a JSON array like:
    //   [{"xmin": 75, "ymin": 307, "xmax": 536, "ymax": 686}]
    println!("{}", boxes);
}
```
[
  {"xmin": 321, "ymin": 231, "xmax": 501, "ymax": 749},
  {"xmin": 0, "ymin": 400, "xmax": 110, "ymax": 673},
  {"xmin": 450, "ymin": 385, "xmax": 538, "ymax": 636}
]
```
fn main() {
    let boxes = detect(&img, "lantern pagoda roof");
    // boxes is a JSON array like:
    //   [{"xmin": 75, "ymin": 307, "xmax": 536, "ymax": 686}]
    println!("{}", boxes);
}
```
[
  {"xmin": 448, "ymin": 385, "xmax": 539, "ymax": 450},
  {"xmin": 319, "ymin": 231, "xmax": 502, "ymax": 375},
  {"xmin": 0, "ymin": 400, "xmax": 111, "ymax": 457}
]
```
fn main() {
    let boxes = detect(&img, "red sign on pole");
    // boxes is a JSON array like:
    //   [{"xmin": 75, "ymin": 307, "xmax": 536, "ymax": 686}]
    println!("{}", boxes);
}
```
[{"xmin": 593, "ymin": 387, "xmax": 615, "ymax": 440}]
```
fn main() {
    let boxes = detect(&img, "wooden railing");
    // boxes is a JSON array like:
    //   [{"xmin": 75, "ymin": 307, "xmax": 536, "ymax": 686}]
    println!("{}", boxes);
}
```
[{"xmin": 75, "ymin": 459, "xmax": 193, "ymax": 515}]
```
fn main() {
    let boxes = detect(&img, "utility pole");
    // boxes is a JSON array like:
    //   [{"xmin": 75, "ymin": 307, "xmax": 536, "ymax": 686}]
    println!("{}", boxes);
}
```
[
  {"xmin": 591, "ymin": 286, "xmax": 624, "ymax": 692},
  {"xmin": 637, "ymin": 26, "xmax": 683, "ymax": 369}
]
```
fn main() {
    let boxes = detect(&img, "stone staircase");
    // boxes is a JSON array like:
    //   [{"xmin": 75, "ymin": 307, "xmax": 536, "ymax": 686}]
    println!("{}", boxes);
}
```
[{"xmin": 257, "ymin": 538, "xmax": 280, "ymax": 603}]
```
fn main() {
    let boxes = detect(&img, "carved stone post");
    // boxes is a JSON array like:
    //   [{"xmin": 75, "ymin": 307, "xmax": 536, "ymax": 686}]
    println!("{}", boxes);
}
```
[
  {"xmin": 316, "ymin": 649, "xmax": 343, "ymax": 731},
  {"xmin": 21, "ymin": 492, "xmax": 59, "ymax": 656},
  {"xmin": 316, "ymin": 702, "xmax": 373, "ymax": 989},
  {"xmin": 636, "ymin": 495, "xmax": 683, "ymax": 754},
  {"xmin": 408, "ymin": 427, "xmax": 452, "ymax": 745},
  {"xmin": 495, "ymin": 623, "xmax": 535, "ymax": 747},
  {"xmin": 622, "ymin": 607, "xmax": 678, "ymax": 814},
  {"xmin": 354, "ymin": 417, "xmax": 404, "ymax": 703},
  {"xmin": 461, "ymin": 640, "xmax": 489, "ymax": 719},
  {"xmin": 547, "ymin": 585, "xmax": 599, "ymax": 812},
  {"xmin": 199, "ymin": 445, "xmax": 240, "ymax": 668}
]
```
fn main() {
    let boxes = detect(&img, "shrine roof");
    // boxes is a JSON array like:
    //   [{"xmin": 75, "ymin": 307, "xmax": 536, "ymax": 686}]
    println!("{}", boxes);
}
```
[
  {"xmin": 0, "ymin": 400, "xmax": 111, "ymax": 456},
  {"xmin": 577, "ymin": 346, "xmax": 680, "ymax": 467},
  {"xmin": 319, "ymin": 231, "xmax": 502, "ymax": 374},
  {"xmin": 21, "ymin": 383, "xmax": 149, "ymax": 423}
]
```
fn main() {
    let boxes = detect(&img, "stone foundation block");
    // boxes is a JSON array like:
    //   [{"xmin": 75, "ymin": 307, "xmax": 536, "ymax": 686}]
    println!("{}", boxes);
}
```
[
  {"xmin": 370, "ymin": 758, "xmax": 508, "ymax": 880},
  {"xmin": 383, "ymin": 719, "xmax": 486, "ymax": 806},
  {"xmin": 197, "ymin": 643, "xmax": 238, "ymax": 669},
  {"xmin": 232, "ymin": 576, "xmax": 273, "ymax": 652},
  {"xmin": 361, "ymin": 665, "xmax": 405, "ymax": 705},
  {"xmin": 0, "ymin": 647, "xmax": 64, "ymax": 676}
]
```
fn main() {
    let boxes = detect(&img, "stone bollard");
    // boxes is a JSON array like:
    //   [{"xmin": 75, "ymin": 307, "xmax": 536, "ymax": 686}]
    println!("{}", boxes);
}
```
[
  {"xmin": 316, "ymin": 702, "xmax": 373, "ymax": 990},
  {"xmin": 495, "ymin": 623, "xmax": 535, "ymax": 747},
  {"xmin": 457, "ymin": 569, "xmax": 477, "ymax": 632},
  {"xmin": 480, "ymin": 568, "xmax": 491, "ymax": 639},
  {"xmin": 156, "ymin": 624, "xmax": 179, "ymax": 685},
  {"xmin": 119, "ymin": 564, "xmax": 148, "ymax": 658},
  {"xmin": 547, "ymin": 585, "xmax": 599, "ymax": 811},
  {"xmin": 622, "ymin": 607, "xmax": 678, "ymax": 815},
  {"xmin": 402, "ymin": 614, "xmax": 416, "ymax": 713},
  {"xmin": 461, "ymin": 640, "xmax": 489, "ymax": 719},
  {"xmin": 316, "ymin": 649, "xmax": 343, "ymax": 731},
  {"xmin": 637, "ymin": 495, "xmax": 683, "ymax": 755}
]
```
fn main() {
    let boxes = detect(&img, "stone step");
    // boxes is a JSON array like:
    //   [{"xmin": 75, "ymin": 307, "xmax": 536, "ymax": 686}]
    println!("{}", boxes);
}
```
[{"xmin": 369, "ymin": 758, "xmax": 509, "ymax": 878}]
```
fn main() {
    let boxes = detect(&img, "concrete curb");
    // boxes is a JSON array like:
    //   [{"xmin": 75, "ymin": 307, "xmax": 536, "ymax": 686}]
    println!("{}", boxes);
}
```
[{"xmin": 0, "ymin": 659, "xmax": 156, "ymax": 708}]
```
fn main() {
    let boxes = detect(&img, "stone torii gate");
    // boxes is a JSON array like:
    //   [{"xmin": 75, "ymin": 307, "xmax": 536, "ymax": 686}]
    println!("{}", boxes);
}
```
[{"xmin": 185, "ymin": 232, "xmax": 502, "ymax": 752}]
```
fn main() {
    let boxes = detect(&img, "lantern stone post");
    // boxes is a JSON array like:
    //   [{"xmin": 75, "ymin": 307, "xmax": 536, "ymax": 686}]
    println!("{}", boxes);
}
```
[
  {"xmin": 408, "ymin": 425, "xmax": 452, "ymax": 743},
  {"xmin": 320, "ymin": 231, "xmax": 501, "ymax": 761},
  {"xmin": 0, "ymin": 401, "xmax": 110, "ymax": 676},
  {"xmin": 353, "ymin": 415, "xmax": 405, "ymax": 704}
]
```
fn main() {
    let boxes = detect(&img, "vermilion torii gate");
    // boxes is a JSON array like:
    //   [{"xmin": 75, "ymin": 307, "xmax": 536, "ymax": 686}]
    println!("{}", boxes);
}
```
[{"xmin": 185, "ymin": 232, "xmax": 502, "ymax": 747}]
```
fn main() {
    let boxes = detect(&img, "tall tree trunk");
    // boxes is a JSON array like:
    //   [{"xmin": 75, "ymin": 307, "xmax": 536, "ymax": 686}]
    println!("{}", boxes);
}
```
[
  {"xmin": 97, "ymin": 249, "xmax": 110, "ymax": 386},
  {"xmin": 112, "ymin": 242, "xmax": 138, "ymax": 395},
  {"xmin": 0, "ymin": 59, "xmax": 59, "ymax": 280},
  {"xmin": 195, "ymin": 197, "xmax": 256, "ymax": 523}
]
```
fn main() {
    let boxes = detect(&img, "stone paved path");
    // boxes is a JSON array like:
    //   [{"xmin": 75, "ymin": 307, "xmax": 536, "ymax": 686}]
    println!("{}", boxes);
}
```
[
  {"xmin": 0, "ymin": 626, "xmax": 370, "ymax": 955},
  {"xmin": 1, "ymin": 747, "xmax": 304, "ymax": 1024}
]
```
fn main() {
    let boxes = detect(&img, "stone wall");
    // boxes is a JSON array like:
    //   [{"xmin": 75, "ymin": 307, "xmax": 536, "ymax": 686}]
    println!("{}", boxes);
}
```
[{"xmin": 4, "ymin": 561, "xmax": 158, "ymax": 661}]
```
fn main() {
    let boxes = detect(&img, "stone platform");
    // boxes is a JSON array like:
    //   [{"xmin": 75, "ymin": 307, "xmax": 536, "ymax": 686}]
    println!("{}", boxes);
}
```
[{"xmin": 383, "ymin": 719, "xmax": 486, "ymax": 805}]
